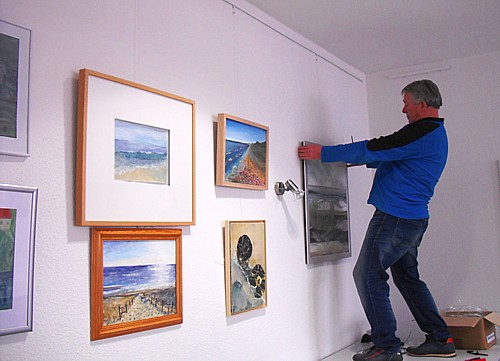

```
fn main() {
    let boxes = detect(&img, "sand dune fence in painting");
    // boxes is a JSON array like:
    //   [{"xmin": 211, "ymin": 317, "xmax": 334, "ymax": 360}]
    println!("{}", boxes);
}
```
[
  {"xmin": 114, "ymin": 119, "xmax": 169, "ymax": 185},
  {"xmin": 224, "ymin": 119, "xmax": 267, "ymax": 186}
]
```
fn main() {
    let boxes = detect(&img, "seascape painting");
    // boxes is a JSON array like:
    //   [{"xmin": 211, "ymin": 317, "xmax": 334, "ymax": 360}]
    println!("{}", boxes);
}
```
[
  {"xmin": 102, "ymin": 240, "xmax": 177, "ymax": 326},
  {"xmin": 0, "ymin": 32, "xmax": 19, "ymax": 138},
  {"xmin": 225, "ymin": 220, "xmax": 267, "ymax": 316},
  {"xmin": 0, "ymin": 207, "xmax": 16, "ymax": 310},
  {"xmin": 302, "ymin": 141, "xmax": 351, "ymax": 264},
  {"xmin": 217, "ymin": 114, "xmax": 268, "ymax": 190},
  {"xmin": 114, "ymin": 119, "xmax": 169, "ymax": 185}
]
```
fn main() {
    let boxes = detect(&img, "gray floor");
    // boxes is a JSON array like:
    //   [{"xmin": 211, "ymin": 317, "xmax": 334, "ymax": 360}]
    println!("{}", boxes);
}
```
[{"xmin": 321, "ymin": 341, "xmax": 499, "ymax": 361}]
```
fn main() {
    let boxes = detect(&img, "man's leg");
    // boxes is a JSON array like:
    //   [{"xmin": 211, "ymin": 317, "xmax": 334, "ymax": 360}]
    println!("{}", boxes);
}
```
[
  {"xmin": 391, "ymin": 247, "xmax": 450, "ymax": 341},
  {"xmin": 353, "ymin": 210, "xmax": 429, "ymax": 353}
]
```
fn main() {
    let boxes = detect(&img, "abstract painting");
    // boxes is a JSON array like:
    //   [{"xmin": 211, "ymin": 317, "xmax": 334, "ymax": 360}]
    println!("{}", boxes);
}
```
[
  {"xmin": 91, "ymin": 228, "xmax": 182, "ymax": 340},
  {"xmin": 302, "ymin": 141, "xmax": 351, "ymax": 264},
  {"xmin": 0, "ymin": 21, "xmax": 31, "ymax": 157},
  {"xmin": 224, "ymin": 220, "xmax": 267, "ymax": 316},
  {"xmin": 216, "ymin": 114, "xmax": 268, "ymax": 190},
  {"xmin": 0, "ymin": 183, "xmax": 37, "ymax": 336},
  {"xmin": 114, "ymin": 119, "xmax": 169, "ymax": 185}
]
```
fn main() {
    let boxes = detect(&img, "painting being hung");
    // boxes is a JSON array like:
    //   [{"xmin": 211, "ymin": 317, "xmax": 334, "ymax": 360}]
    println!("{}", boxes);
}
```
[
  {"xmin": 90, "ymin": 228, "xmax": 182, "ymax": 340},
  {"xmin": 301, "ymin": 141, "xmax": 351, "ymax": 264},
  {"xmin": 224, "ymin": 220, "xmax": 267, "ymax": 316},
  {"xmin": 216, "ymin": 113, "xmax": 269, "ymax": 190}
]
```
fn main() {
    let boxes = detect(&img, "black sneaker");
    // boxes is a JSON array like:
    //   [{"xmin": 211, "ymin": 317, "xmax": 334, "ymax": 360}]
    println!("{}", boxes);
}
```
[
  {"xmin": 406, "ymin": 335, "xmax": 456, "ymax": 358},
  {"xmin": 353, "ymin": 346, "xmax": 403, "ymax": 361}
]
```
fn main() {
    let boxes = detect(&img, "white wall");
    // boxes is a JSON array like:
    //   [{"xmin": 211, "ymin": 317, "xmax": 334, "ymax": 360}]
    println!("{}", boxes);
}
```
[
  {"xmin": 0, "ymin": 1, "xmax": 374, "ymax": 360},
  {"xmin": 367, "ymin": 52, "xmax": 500, "ymax": 341}
]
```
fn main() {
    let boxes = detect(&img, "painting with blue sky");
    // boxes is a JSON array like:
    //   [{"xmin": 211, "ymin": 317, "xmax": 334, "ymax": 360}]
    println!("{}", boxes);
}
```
[
  {"xmin": 114, "ymin": 119, "xmax": 169, "ymax": 185},
  {"xmin": 223, "ymin": 118, "xmax": 267, "ymax": 186},
  {"xmin": 101, "ymin": 239, "xmax": 178, "ymax": 325}
]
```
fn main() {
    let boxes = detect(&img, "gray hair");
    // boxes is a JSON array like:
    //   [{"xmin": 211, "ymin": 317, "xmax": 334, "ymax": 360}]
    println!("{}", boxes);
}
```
[{"xmin": 402, "ymin": 79, "xmax": 442, "ymax": 109}]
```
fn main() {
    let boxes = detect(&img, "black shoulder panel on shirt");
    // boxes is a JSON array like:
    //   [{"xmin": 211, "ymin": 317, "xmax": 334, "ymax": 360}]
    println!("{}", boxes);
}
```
[{"xmin": 367, "ymin": 119, "xmax": 441, "ymax": 151}]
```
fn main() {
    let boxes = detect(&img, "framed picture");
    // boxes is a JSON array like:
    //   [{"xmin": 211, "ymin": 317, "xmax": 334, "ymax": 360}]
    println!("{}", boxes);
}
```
[
  {"xmin": 76, "ymin": 69, "xmax": 196, "ymax": 226},
  {"xmin": 90, "ymin": 228, "xmax": 182, "ymax": 340},
  {"xmin": 0, "ymin": 20, "xmax": 31, "ymax": 157},
  {"xmin": 224, "ymin": 220, "xmax": 267, "ymax": 316},
  {"xmin": 0, "ymin": 183, "xmax": 38, "ymax": 336},
  {"xmin": 301, "ymin": 141, "xmax": 351, "ymax": 264},
  {"xmin": 216, "ymin": 113, "xmax": 269, "ymax": 190}
]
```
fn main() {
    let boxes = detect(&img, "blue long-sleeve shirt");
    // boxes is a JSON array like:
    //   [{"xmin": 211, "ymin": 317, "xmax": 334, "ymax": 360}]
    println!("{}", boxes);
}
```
[{"xmin": 321, "ymin": 118, "xmax": 448, "ymax": 219}]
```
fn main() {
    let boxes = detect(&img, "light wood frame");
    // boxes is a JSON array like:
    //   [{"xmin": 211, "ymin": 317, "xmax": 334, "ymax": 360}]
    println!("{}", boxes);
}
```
[
  {"xmin": 0, "ymin": 20, "xmax": 31, "ymax": 157},
  {"xmin": 216, "ymin": 113, "xmax": 269, "ymax": 190},
  {"xmin": 0, "ymin": 183, "xmax": 37, "ymax": 335},
  {"xmin": 224, "ymin": 220, "xmax": 267, "ymax": 316},
  {"xmin": 76, "ymin": 69, "xmax": 195, "ymax": 226},
  {"xmin": 90, "ymin": 228, "xmax": 182, "ymax": 340}
]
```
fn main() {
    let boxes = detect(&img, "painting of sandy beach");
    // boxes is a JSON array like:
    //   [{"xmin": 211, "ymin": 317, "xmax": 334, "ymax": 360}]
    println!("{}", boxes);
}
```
[
  {"xmin": 91, "ymin": 228, "xmax": 182, "ymax": 340},
  {"xmin": 114, "ymin": 119, "xmax": 169, "ymax": 185},
  {"xmin": 216, "ymin": 114, "xmax": 269, "ymax": 190},
  {"xmin": 102, "ymin": 240, "xmax": 177, "ymax": 326}
]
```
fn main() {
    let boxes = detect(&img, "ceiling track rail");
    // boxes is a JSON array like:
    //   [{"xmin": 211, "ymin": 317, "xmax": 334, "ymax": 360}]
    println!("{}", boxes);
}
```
[{"xmin": 222, "ymin": 0, "xmax": 363, "ymax": 82}]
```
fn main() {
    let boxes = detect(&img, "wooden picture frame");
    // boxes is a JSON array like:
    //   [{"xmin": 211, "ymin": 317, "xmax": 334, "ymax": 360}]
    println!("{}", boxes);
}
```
[
  {"xmin": 90, "ymin": 228, "xmax": 182, "ymax": 340},
  {"xmin": 0, "ymin": 20, "xmax": 31, "ymax": 157},
  {"xmin": 224, "ymin": 220, "xmax": 267, "ymax": 316},
  {"xmin": 76, "ymin": 69, "xmax": 196, "ymax": 226},
  {"xmin": 0, "ymin": 183, "xmax": 38, "ymax": 335},
  {"xmin": 216, "ymin": 113, "xmax": 268, "ymax": 190},
  {"xmin": 301, "ymin": 141, "xmax": 351, "ymax": 264}
]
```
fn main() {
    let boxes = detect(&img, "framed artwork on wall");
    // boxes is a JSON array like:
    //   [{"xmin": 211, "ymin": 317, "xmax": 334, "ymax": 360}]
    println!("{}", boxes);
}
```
[
  {"xmin": 216, "ymin": 113, "xmax": 269, "ymax": 190},
  {"xmin": 76, "ymin": 69, "xmax": 196, "ymax": 226},
  {"xmin": 0, "ymin": 20, "xmax": 31, "ymax": 157},
  {"xmin": 301, "ymin": 141, "xmax": 351, "ymax": 264},
  {"xmin": 0, "ymin": 183, "xmax": 38, "ymax": 336},
  {"xmin": 224, "ymin": 220, "xmax": 267, "ymax": 316},
  {"xmin": 90, "ymin": 228, "xmax": 182, "ymax": 340}
]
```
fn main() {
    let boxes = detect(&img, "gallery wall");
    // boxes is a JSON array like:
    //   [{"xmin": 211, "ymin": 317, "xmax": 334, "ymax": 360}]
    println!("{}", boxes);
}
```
[
  {"xmin": 0, "ymin": 1, "xmax": 375, "ymax": 360},
  {"xmin": 366, "ymin": 52, "xmax": 500, "ymax": 338}
]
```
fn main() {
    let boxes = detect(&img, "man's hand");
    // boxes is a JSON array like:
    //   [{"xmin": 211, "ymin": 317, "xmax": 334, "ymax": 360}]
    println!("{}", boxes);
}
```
[{"xmin": 298, "ymin": 144, "xmax": 322, "ymax": 160}]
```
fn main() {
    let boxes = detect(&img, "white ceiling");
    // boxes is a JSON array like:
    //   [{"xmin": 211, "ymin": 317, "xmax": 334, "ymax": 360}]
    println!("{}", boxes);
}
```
[{"xmin": 244, "ymin": 0, "xmax": 500, "ymax": 74}]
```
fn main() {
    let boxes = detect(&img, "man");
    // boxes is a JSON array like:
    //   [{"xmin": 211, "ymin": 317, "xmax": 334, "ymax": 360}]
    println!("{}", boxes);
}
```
[{"xmin": 298, "ymin": 80, "xmax": 455, "ymax": 361}]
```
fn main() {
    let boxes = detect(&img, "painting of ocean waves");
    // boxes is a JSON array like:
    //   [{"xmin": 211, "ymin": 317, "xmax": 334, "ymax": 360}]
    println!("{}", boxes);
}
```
[
  {"xmin": 114, "ymin": 119, "xmax": 169, "ymax": 185},
  {"xmin": 103, "ymin": 263, "xmax": 176, "ymax": 297}
]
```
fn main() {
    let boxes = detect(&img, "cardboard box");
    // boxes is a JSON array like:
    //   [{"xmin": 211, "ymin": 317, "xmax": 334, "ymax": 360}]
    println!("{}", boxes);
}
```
[{"xmin": 442, "ymin": 310, "xmax": 500, "ymax": 350}]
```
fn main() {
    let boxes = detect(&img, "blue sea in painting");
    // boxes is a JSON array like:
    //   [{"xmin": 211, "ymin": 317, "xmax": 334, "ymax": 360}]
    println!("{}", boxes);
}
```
[
  {"xmin": 114, "ymin": 119, "xmax": 169, "ymax": 184},
  {"xmin": 103, "ymin": 264, "xmax": 176, "ymax": 297},
  {"xmin": 114, "ymin": 139, "xmax": 167, "ymax": 175},
  {"xmin": 225, "ymin": 140, "xmax": 249, "ymax": 176}
]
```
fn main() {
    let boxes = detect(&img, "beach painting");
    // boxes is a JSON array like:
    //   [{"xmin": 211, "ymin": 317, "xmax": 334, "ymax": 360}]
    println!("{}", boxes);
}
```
[
  {"xmin": 91, "ymin": 228, "xmax": 182, "ymax": 340},
  {"xmin": 302, "ymin": 141, "xmax": 351, "ymax": 264},
  {"xmin": 114, "ymin": 119, "xmax": 169, "ymax": 185},
  {"xmin": 217, "ymin": 114, "xmax": 268, "ymax": 190},
  {"xmin": 224, "ymin": 220, "xmax": 267, "ymax": 316}
]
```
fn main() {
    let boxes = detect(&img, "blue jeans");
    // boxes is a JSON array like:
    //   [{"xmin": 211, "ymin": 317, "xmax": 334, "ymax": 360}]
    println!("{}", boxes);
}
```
[{"xmin": 353, "ymin": 210, "xmax": 450, "ymax": 352}]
